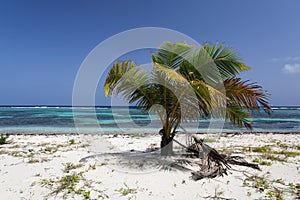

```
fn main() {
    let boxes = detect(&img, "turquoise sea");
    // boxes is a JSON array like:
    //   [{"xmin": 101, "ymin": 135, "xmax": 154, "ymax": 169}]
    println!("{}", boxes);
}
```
[{"xmin": 0, "ymin": 106, "xmax": 299, "ymax": 134}]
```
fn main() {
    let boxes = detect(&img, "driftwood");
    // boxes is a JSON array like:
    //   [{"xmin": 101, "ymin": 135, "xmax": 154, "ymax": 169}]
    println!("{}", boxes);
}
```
[{"xmin": 175, "ymin": 136, "xmax": 260, "ymax": 181}]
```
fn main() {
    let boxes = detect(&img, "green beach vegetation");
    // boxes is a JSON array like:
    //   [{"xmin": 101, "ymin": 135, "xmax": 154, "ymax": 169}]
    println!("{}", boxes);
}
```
[
  {"xmin": 40, "ymin": 163, "xmax": 108, "ymax": 199},
  {"xmin": 0, "ymin": 134, "xmax": 10, "ymax": 145},
  {"xmin": 104, "ymin": 41, "xmax": 271, "ymax": 155}
]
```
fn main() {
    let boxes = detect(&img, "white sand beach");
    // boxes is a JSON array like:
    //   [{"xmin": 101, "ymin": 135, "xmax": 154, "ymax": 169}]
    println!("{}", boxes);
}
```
[{"xmin": 0, "ymin": 133, "xmax": 300, "ymax": 199}]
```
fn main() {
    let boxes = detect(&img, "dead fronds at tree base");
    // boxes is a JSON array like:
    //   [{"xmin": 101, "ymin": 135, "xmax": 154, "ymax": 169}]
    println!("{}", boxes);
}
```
[{"xmin": 175, "ymin": 136, "xmax": 260, "ymax": 181}]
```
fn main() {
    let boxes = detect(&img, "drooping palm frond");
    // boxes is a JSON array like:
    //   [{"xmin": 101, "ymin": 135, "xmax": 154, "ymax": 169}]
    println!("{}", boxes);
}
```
[
  {"xmin": 129, "ymin": 83, "xmax": 181, "ymax": 136},
  {"xmin": 153, "ymin": 63, "xmax": 188, "ymax": 85},
  {"xmin": 104, "ymin": 60, "xmax": 156, "ymax": 116},
  {"xmin": 226, "ymin": 104, "xmax": 252, "ymax": 129},
  {"xmin": 223, "ymin": 77, "xmax": 271, "ymax": 129},
  {"xmin": 104, "ymin": 60, "xmax": 138, "ymax": 97},
  {"xmin": 152, "ymin": 63, "xmax": 202, "ymax": 120},
  {"xmin": 189, "ymin": 80, "xmax": 226, "ymax": 116},
  {"xmin": 224, "ymin": 77, "xmax": 271, "ymax": 112}
]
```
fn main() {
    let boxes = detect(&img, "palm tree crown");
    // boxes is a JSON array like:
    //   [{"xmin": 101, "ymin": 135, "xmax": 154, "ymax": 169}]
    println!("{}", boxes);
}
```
[{"xmin": 104, "ymin": 42, "xmax": 271, "ymax": 155}]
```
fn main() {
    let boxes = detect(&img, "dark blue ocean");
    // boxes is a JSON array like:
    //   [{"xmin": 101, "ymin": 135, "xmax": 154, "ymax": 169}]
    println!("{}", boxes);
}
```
[{"xmin": 0, "ymin": 106, "xmax": 299, "ymax": 134}]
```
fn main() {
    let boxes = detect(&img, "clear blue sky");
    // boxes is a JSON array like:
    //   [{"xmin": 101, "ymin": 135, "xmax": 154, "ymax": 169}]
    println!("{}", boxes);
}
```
[{"xmin": 1, "ymin": 0, "xmax": 300, "ymax": 106}]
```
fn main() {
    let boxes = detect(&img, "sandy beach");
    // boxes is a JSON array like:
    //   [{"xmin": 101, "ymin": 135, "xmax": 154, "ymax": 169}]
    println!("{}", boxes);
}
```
[
  {"xmin": 3, "ymin": 0, "xmax": 300, "ymax": 199},
  {"xmin": 0, "ymin": 132, "xmax": 299, "ymax": 200}
]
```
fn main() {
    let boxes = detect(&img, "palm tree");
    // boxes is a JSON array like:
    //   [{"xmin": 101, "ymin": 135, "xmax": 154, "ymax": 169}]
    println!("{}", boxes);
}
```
[{"xmin": 104, "ymin": 42, "xmax": 271, "ymax": 156}]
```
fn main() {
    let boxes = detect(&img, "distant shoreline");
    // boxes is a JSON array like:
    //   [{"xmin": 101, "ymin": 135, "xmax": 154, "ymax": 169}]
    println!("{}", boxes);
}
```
[
  {"xmin": 1, "ymin": 105, "xmax": 300, "ymax": 109},
  {"xmin": 2, "ymin": 131, "xmax": 300, "ymax": 135}
]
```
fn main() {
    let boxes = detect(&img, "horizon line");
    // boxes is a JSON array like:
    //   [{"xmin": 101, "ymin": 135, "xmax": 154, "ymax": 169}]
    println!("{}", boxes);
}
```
[{"xmin": 0, "ymin": 105, "xmax": 300, "ymax": 108}]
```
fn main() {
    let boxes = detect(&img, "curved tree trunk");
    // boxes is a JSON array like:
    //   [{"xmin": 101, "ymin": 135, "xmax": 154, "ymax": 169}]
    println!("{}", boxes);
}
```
[{"xmin": 160, "ymin": 129, "xmax": 174, "ymax": 156}]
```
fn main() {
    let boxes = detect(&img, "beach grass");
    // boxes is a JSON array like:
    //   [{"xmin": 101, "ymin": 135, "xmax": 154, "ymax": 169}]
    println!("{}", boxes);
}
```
[{"xmin": 0, "ymin": 134, "xmax": 10, "ymax": 145}]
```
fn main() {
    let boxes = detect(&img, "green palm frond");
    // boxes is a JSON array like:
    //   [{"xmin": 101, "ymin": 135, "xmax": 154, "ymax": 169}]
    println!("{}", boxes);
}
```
[
  {"xmin": 113, "ymin": 68, "xmax": 150, "ymax": 101},
  {"xmin": 202, "ymin": 43, "xmax": 250, "ymax": 79},
  {"xmin": 190, "ymin": 80, "xmax": 224, "ymax": 114},
  {"xmin": 129, "ymin": 83, "xmax": 182, "ymax": 129},
  {"xmin": 226, "ymin": 105, "xmax": 252, "ymax": 129},
  {"xmin": 129, "ymin": 83, "xmax": 160, "ymax": 110},
  {"xmin": 104, "ymin": 60, "xmax": 137, "ymax": 97},
  {"xmin": 186, "ymin": 48, "xmax": 220, "ymax": 84},
  {"xmin": 153, "ymin": 63, "xmax": 202, "ymax": 120},
  {"xmin": 153, "ymin": 63, "xmax": 188, "ymax": 85},
  {"xmin": 152, "ymin": 41, "xmax": 195, "ymax": 69}
]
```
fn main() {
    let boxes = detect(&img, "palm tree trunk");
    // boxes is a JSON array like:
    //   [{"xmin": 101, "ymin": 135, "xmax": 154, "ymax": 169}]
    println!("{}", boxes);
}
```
[{"xmin": 160, "ymin": 129, "xmax": 174, "ymax": 156}]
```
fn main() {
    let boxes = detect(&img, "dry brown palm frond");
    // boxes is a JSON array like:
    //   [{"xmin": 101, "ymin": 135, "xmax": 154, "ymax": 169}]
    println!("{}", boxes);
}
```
[{"xmin": 224, "ymin": 77, "xmax": 271, "ymax": 112}]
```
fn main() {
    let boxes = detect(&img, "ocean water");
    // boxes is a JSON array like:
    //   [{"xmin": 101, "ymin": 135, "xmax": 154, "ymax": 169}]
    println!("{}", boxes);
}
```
[{"xmin": 0, "ymin": 106, "xmax": 299, "ymax": 134}]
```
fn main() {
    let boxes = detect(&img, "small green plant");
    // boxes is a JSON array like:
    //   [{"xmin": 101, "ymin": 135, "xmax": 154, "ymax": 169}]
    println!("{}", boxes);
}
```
[
  {"xmin": 278, "ymin": 150, "xmax": 300, "ymax": 158},
  {"xmin": 213, "ymin": 187, "xmax": 224, "ymax": 198},
  {"xmin": 10, "ymin": 151, "xmax": 23, "ymax": 157},
  {"xmin": 296, "ymin": 183, "xmax": 300, "ymax": 196},
  {"xmin": 62, "ymin": 162, "xmax": 84, "ymax": 173},
  {"xmin": 41, "ymin": 172, "xmax": 84, "ymax": 199},
  {"xmin": 252, "ymin": 157, "xmax": 272, "ymax": 166},
  {"xmin": 276, "ymin": 141, "xmax": 289, "ymax": 149},
  {"xmin": 266, "ymin": 188, "xmax": 284, "ymax": 200},
  {"xmin": 0, "ymin": 134, "xmax": 10, "ymax": 145},
  {"xmin": 98, "ymin": 162, "xmax": 108, "ymax": 166},
  {"xmin": 84, "ymin": 191, "xmax": 91, "ymax": 199},
  {"xmin": 130, "ymin": 133, "xmax": 145, "ymax": 138},
  {"xmin": 43, "ymin": 146, "xmax": 58, "ymax": 153},
  {"xmin": 252, "ymin": 157, "xmax": 260, "ymax": 163},
  {"xmin": 202, "ymin": 186, "xmax": 228, "ymax": 199},
  {"xmin": 243, "ymin": 174, "xmax": 270, "ymax": 190},
  {"xmin": 289, "ymin": 182, "xmax": 300, "ymax": 198},
  {"xmin": 203, "ymin": 138, "xmax": 218, "ymax": 143},
  {"xmin": 40, "ymin": 170, "xmax": 108, "ymax": 199},
  {"xmin": 116, "ymin": 183, "xmax": 138, "ymax": 196},
  {"xmin": 28, "ymin": 158, "xmax": 40, "ymax": 163},
  {"xmin": 69, "ymin": 139, "xmax": 76, "ymax": 145},
  {"xmin": 250, "ymin": 144, "xmax": 300, "ymax": 162},
  {"xmin": 253, "ymin": 145, "xmax": 271, "ymax": 153},
  {"xmin": 41, "ymin": 172, "xmax": 81, "ymax": 194},
  {"xmin": 274, "ymin": 178, "xmax": 285, "ymax": 184},
  {"xmin": 87, "ymin": 163, "xmax": 96, "ymax": 171},
  {"xmin": 244, "ymin": 175, "xmax": 300, "ymax": 199}
]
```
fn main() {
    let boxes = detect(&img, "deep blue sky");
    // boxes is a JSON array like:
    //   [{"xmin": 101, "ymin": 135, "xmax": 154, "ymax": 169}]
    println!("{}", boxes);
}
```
[{"xmin": 1, "ymin": 0, "xmax": 300, "ymax": 106}]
